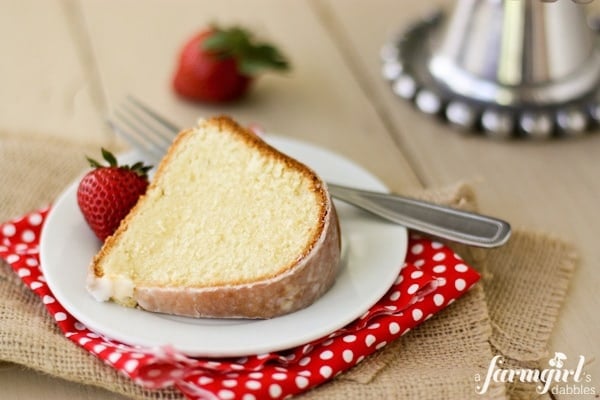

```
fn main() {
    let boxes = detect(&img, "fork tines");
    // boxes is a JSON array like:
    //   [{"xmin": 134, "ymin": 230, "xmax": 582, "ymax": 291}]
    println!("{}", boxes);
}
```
[{"xmin": 108, "ymin": 96, "xmax": 181, "ymax": 161}]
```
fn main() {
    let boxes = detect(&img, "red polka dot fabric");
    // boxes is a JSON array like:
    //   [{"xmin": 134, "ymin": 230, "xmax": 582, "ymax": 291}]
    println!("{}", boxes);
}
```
[{"xmin": 1, "ymin": 208, "xmax": 480, "ymax": 400}]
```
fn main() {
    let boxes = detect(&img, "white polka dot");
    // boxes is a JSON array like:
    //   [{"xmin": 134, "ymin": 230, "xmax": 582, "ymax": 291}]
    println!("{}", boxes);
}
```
[
  {"xmin": 433, "ymin": 252, "xmax": 446, "ymax": 261},
  {"xmin": 299, "ymin": 370, "xmax": 311, "ymax": 377},
  {"xmin": 147, "ymin": 368, "xmax": 162, "ymax": 378},
  {"xmin": 28, "ymin": 213, "xmax": 43, "ymax": 226},
  {"xmin": 455, "ymin": 263, "xmax": 469, "ymax": 273},
  {"xmin": 389, "ymin": 291, "xmax": 400, "ymax": 301},
  {"xmin": 42, "ymin": 295, "xmax": 55, "ymax": 304},
  {"xmin": 395, "ymin": 275, "xmax": 404, "ymax": 285},
  {"xmin": 376, "ymin": 341, "xmax": 387, "ymax": 350},
  {"xmin": 412, "ymin": 308, "xmax": 423, "ymax": 321},
  {"xmin": 385, "ymin": 305, "xmax": 397, "ymax": 311},
  {"xmin": 319, "ymin": 350, "xmax": 334, "ymax": 360},
  {"xmin": 407, "ymin": 283, "xmax": 419, "ymax": 295},
  {"xmin": 54, "ymin": 312, "xmax": 67, "ymax": 322},
  {"xmin": 411, "ymin": 244, "xmax": 424, "ymax": 255},
  {"xmin": 437, "ymin": 277, "xmax": 447, "ymax": 286},
  {"xmin": 342, "ymin": 350, "xmax": 354, "ymax": 363},
  {"xmin": 319, "ymin": 366, "xmax": 333, "ymax": 379},
  {"xmin": 431, "ymin": 241, "xmax": 443, "ymax": 249},
  {"xmin": 108, "ymin": 352, "xmax": 122, "ymax": 363},
  {"xmin": 17, "ymin": 267, "xmax": 30, "ymax": 277},
  {"xmin": 272, "ymin": 372, "xmax": 287, "ymax": 381},
  {"xmin": 389, "ymin": 322, "xmax": 400, "ymax": 334},
  {"xmin": 21, "ymin": 230, "xmax": 35, "ymax": 243},
  {"xmin": 218, "ymin": 389, "xmax": 235, "ymax": 400},
  {"xmin": 242, "ymin": 394, "xmax": 256, "ymax": 400},
  {"xmin": 170, "ymin": 369, "xmax": 184, "ymax": 378},
  {"xmin": 299, "ymin": 357, "xmax": 311, "ymax": 366},
  {"xmin": 269, "ymin": 383, "xmax": 282, "ymax": 398},
  {"xmin": 249, "ymin": 372, "xmax": 263, "ymax": 379},
  {"xmin": 93, "ymin": 344, "xmax": 106, "ymax": 353},
  {"xmin": 198, "ymin": 376, "xmax": 213, "ymax": 385},
  {"xmin": 246, "ymin": 380, "xmax": 261, "ymax": 390},
  {"xmin": 2, "ymin": 224, "xmax": 16, "ymax": 237},
  {"xmin": 79, "ymin": 337, "xmax": 91, "ymax": 345},
  {"xmin": 25, "ymin": 258, "xmax": 38, "ymax": 267},
  {"xmin": 7, "ymin": 254, "xmax": 20, "ymax": 264},
  {"xmin": 433, "ymin": 294, "xmax": 445, "ymax": 306},
  {"xmin": 206, "ymin": 361, "xmax": 221, "ymax": 367},
  {"xmin": 256, "ymin": 353, "xmax": 270, "ymax": 360},
  {"xmin": 410, "ymin": 270, "xmax": 424, "ymax": 279},
  {"xmin": 87, "ymin": 332, "xmax": 100, "ymax": 338},
  {"xmin": 432, "ymin": 265, "xmax": 446, "ymax": 274},
  {"xmin": 74, "ymin": 322, "xmax": 86, "ymax": 330},
  {"xmin": 365, "ymin": 334, "xmax": 376, "ymax": 347},
  {"xmin": 413, "ymin": 259, "xmax": 425, "ymax": 267},
  {"xmin": 222, "ymin": 379, "xmax": 237, "ymax": 387},
  {"xmin": 295, "ymin": 376, "xmax": 309, "ymax": 389},
  {"xmin": 368, "ymin": 322, "xmax": 380, "ymax": 330},
  {"xmin": 30, "ymin": 281, "xmax": 43, "ymax": 290},
  {"xmin": 455, "ymin": 278, "xmax": 467, "ymax": 291},
  {"xmin": 124, "ymin": 359, "xmax": 139, "ymax": 373},
  {"xmin": 14, "ymin": 243, "xmax": 27, "ymax": 253},
  {"xmin": 343, "ymin": 335, "xmax": 356, "ymax": 343}
]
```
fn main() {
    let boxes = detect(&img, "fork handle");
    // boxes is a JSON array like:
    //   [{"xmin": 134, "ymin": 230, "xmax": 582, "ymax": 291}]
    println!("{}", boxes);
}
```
[{"xmin": 327, "ymin": 183, "xmax": 511, "ymax": 248}]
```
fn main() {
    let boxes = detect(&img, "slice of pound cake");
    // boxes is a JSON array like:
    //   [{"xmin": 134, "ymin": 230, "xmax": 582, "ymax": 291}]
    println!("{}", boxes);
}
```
[{"xmin": 87, "ymin": 116, "xmax": 341, "ymax": 319}]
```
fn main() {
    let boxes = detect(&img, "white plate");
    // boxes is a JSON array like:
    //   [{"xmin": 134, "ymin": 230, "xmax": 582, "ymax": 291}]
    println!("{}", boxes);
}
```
[{"xmin": 40, "ymin": 136, "xmax": 407, "ymax": 357}]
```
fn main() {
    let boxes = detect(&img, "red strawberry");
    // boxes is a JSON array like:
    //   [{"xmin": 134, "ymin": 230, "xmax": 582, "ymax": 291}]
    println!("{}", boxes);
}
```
[
  {"xmin": 77, "ymin": 148, "xmax": 152, "ymax": 241},
  {"xmin": 172, "ymin": 25, "xmax": 290, "ymax": 102}
]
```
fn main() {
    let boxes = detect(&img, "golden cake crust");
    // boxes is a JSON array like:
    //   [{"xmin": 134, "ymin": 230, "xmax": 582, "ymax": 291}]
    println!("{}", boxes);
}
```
[{"xmin": 88, "ymin": 116, "xmax": 341, "ymax": 318}]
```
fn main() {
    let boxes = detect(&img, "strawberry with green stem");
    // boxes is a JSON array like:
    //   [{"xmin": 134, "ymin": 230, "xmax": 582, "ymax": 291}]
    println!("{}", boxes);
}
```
[
  {"xmin": 172, "ymin": 25, "xmax": 290, "ymax": 102},
  {"xmin": 77, "ymin": 148, "xmax": 152, "ymax": 241}
]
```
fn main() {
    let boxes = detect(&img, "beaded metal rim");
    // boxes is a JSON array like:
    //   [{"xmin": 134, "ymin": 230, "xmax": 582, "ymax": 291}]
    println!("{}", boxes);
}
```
[{"xmin": 381, "ymin": 11, "xmax": 600, "ymax": 140}]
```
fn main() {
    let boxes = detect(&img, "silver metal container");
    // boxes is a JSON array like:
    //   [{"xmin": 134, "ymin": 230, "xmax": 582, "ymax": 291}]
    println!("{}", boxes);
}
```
[{"xmin": 382, "ymin": 0, "xmax": 600, "ymax": 138}]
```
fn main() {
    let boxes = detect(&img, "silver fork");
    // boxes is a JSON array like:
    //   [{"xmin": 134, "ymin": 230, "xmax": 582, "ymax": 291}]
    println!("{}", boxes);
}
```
[{"xmin": 108, "ymin": 95, "xmax": 511, "ymax": 248}]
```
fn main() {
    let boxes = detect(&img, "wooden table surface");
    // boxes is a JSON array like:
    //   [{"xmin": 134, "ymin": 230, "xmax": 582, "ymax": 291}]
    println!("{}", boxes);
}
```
[{"xmin": 2, "ymin": 0, "xmax": 599, "ymax": 398}]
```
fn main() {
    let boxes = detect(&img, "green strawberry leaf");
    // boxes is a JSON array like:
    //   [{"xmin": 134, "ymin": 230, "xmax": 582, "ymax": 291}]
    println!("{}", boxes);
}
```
[
  {"xmin": 238, "ymin": 44, "xmax": 289, "ymax": 75},
  {"xmin": 202, "ymin": 25, "xmax": 290, "ymax": 76},
  {"xmin": 86, "ymin": 148, "xmax": 152, "ymax": 179},
  {"xmin": 126, "ymin": 160, "xmax": 153, "ymax": 178},
  {"xmin": 101, "ymin": 147, "xmax": 118, "ymax": 167},
  {"xmin": 130, "ymin": 161, "xmax": 145, "ymax": 171},
  {"xmin": 202, "ymin": 30, "xmax": 236, "ymax": 56},
  {"xmin": 86, "ymin": 156, "xmax": 103, "ymax": 169}
]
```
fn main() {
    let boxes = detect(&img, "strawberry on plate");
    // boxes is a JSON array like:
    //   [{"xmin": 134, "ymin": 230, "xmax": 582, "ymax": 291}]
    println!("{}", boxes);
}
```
[
  {"xmin": 172, "ymin": 25, "xmax": 290, "ymax": 103},
  {"xmin": 77, "ymin": 149, "xmax": 151, "ymax": 241}
]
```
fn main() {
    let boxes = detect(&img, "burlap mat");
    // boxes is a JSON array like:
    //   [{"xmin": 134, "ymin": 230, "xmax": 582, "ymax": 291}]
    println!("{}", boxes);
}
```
[{"xmin": 0, "ymin": 135, "xmax": 577, "ymax": 399}]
